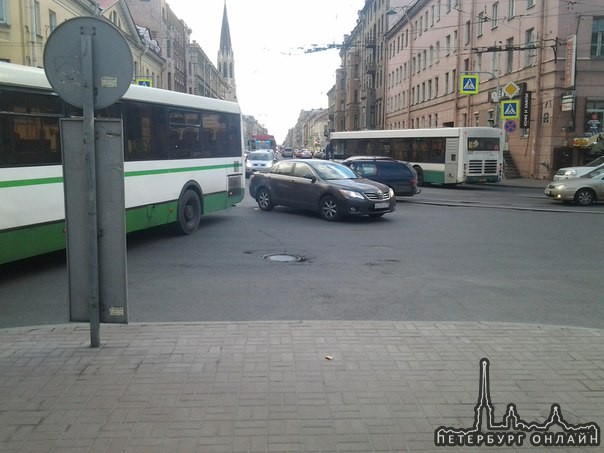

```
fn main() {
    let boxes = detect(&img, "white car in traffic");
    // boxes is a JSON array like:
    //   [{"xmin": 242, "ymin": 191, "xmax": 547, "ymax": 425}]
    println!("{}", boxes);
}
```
[{"xmin": 553, "ymin": 155, "xmax": 604, "ymax": 181}]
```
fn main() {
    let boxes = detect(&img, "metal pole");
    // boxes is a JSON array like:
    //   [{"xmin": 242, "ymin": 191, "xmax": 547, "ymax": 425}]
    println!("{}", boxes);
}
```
[{"xmin": 81, "ymin": 30, "xmax": 100, "ymax": 347}]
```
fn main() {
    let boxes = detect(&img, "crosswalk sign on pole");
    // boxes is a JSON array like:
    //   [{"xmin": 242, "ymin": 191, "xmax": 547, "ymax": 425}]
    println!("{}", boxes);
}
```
[
  {"xmin": 136, "ymin": 78, "xmax": 153, "ymax": 87},
  {"xmin": 500, "ymin": 100, "xmax": 520, "ymax": 120},
  {"xmin": 459, "ymin": 74, "xmax": 479, "ymax": 94}
]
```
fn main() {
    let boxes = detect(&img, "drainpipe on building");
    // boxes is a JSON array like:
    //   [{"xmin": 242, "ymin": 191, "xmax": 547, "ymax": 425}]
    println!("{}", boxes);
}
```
[
  {"xmin": 26, "ymin": 0, "xmax": 37, "ymax": 66},
  {"xmin": 530, "ymin": 0, "xmax": 546, "ymax": 179}
]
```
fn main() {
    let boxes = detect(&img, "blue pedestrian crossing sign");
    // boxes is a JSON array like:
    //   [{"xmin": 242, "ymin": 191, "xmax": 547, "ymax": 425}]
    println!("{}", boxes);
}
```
[
  {"xmin": 459, "ymin": 74, "xmax": 479, "ymax": 94},
  {"xmin": 500, "ymin": 100, "xmax": 520, "ymax": 119},
  {"xmin": 136, "ymin": 78, "xmax": 153, "ymax": 87}
]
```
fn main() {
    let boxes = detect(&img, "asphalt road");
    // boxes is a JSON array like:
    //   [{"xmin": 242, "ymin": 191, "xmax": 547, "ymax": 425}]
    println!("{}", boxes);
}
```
[{"xmin": 1, "ymin": 184, "xmax": 603, "ymax": 329}]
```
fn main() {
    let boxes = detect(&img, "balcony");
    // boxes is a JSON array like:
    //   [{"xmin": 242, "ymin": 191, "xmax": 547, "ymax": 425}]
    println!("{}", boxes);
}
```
[{"xmin": 365, "ymin": 62, "xmax": 376, "ymax": 74}]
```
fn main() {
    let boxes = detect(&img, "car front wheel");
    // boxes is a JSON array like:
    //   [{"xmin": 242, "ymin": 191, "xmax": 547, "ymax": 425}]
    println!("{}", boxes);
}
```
[
  {"xmin": 256, "ymin": 188, "xmax": 274, "ymax": 211},
  {"xmin": 319, "ymin": 195, "xmax": 340, "ymax": 221},
  {"xmin": 575, "ymin": 188, "xmax": 595, "ymax": 206}
]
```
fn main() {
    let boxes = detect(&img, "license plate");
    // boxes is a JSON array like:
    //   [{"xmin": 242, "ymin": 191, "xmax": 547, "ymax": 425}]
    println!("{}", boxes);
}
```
[{"xmin": 374, "ymin": 202, "xmax": 389, "ymax": 209}]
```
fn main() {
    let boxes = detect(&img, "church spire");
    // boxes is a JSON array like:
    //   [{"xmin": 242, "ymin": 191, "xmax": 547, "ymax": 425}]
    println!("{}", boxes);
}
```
[
  {"xmin": 217, "ymin": 0, "xmax": 236, "ymax": 102},
  {"xmin": 219, "ymin": 1, "xmax": 232, "ymax": 53}
]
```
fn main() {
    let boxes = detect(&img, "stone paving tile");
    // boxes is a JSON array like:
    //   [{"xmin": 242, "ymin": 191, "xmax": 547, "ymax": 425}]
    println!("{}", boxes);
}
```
[{"xmin": 0, "ymin": 321, "xmax": 602, "ymax": 452}]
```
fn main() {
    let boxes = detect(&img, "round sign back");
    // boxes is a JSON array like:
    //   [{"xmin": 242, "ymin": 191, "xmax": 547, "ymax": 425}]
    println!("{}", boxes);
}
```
[{"xmin": 43, "ymin": 16, "xmax": 133, "ymax": 109}]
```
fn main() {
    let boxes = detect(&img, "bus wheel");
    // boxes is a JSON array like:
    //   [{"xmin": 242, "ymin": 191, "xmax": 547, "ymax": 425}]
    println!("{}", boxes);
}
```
[
  {"xmin": 177, "ymin": 189, "xmax": 202, "ymax": 234},
  {"xmin": 319, "ymin": 195, "xmax": 340, "ymax": 221},
  {"xmin": 414, "ymin": 166, "xmax": 424, "ymax": 186}
]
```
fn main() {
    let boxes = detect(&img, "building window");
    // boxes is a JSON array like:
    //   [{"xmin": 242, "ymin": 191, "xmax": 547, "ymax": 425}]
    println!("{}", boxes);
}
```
[
  {"xmin": 477, "ymin": 12, "xmax": 485, "ymax": 37},
  {"xmin": 452, "ymin": 69, "xmax": 456, "ymax": 92},
  {"xmin": 465, "ymin": 20, "xmax": 471, "ymax": 45},
  {"xmin": 524, "ymin": 28, "xmax": 536, "ymax": 67},
  {"xmin": 446, "ymin": 34, "xmax": 451, "ymax": 55},
  {"xmin": 506, "ymin": 38, "xmax": 514, "ymax": 72},
  {"xmin": 527, "ymin": 0, "xmax": 535, "ymax": 8},
  {"xmin": 0, "ymin": 0, "xmax": 7, "ymax": 23},
  {"xmin": 49, "ymin": 10, "xmax": 57, "ymax": 32},
  {"xmin": 491, "ymin": 3, "xmax": 499, "ymax": 28},
  {"xmin": 508, "ymin": 0, "xmax": 516, "ymax": 18},
  {"xmin": 34, "ymin": 1, "xmax": 41, "ymax": 35},
  {"xmin": 591, "ymin": 18, "xmax": 604, "ymax": 58}
]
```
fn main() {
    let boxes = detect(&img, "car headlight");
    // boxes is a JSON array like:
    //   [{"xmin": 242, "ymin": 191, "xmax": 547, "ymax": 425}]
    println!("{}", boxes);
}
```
[
  {"xmin": 564, "ymin": 170, "xmax": 577, "ymax": 177},
  {"xmin": 554, "ymin": 184, "xmax": 567, "ymax": 190},
  {"xmin": 245, "ymin": 161, "xmax": 253, "ymax": 168},
  {"xmin": 388, "ymin": 188, "xmax": 394, "ymax": 198},
  {"xmin": 339, "ymin": 189, "xmax": 365, "ymax": 200}
]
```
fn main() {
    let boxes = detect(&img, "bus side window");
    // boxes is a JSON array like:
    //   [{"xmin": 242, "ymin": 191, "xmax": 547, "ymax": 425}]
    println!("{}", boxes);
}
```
[{"xmin": 124, "ymin": 101, "xmax": 163, "ymax": 161}]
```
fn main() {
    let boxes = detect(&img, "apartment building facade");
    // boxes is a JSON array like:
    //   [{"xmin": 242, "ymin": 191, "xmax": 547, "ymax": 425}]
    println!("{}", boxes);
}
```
[
  {"xmin": 335, "ymin": 0, "xmax": 604, "ymax": 180},
  {"xmin": 0, "ymin": 0, "xmax": 97, "ymax": 67}
]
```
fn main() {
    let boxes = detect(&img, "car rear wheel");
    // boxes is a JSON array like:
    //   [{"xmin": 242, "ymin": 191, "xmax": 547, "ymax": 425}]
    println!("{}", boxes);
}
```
[
  {"xmin": 319, "ymin": 195, "xmax": 340, "ymax": 221},
  {"xmin": 413, "ymin": 166, "xmax": 424, "ymax": 186},
  {"xmin": 575, "ymin": 188, "xmax": 595, "ymax": 206},
  {"xmin": 256, "ymin": 187, "xmax": 274, "ymax": 211}
]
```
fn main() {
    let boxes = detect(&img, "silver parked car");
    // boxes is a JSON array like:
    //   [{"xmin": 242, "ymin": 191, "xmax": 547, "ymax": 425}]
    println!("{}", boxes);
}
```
[
  {"xmin": 552, "ymin": 155, "xmax": 604, "ymax": 181},
  {"xmin": 544, "ymin": 167, "xmax": 604, "ymax": 205}
]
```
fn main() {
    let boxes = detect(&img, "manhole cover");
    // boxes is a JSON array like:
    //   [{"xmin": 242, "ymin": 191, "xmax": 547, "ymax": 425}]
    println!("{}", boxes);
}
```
[{"xmin": 263, "ymin": 254, "xmax": 305, "ymax": 262}]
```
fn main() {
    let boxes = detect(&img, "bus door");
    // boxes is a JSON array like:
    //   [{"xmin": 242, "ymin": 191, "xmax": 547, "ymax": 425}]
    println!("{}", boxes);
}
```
[{"xmin": 444, "ymin": 138, "xmax": 459, "ymax": 184}]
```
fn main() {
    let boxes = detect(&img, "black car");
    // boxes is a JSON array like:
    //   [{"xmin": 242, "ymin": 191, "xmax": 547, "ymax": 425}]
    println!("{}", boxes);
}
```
[
  {"xmin": 341, "ymin": 156, "xmax": 420, "ymax": 196},
  {"xmin": 248, "ymin": 159, "xmax": 395, "ymax": 221}
]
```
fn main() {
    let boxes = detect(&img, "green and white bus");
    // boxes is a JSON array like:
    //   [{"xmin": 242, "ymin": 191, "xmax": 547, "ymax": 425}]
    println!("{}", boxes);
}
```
[
  {"xmin": 0, "ymin": 63, "xmax": 244, "ymax": 265},
  {"xmin": 329, "ymin": 127, "xmax": 504, "ymax": 185}
]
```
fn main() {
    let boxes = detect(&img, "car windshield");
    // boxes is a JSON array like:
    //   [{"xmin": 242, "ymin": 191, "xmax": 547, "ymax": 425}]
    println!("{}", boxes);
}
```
[
  {"xmin": 248, "ymin": 152, "xmax": 272, "ymax": 161},
  {"xmin": 584, "ymin": 167, "xmax": 604, "ymax": 178},
  {"xmin": 312, "ymin": 162, "xmax": 358, "ymax": 180},
  {"xmin": 586, "ymin": 155, "xmax": 604, "ymax": 166}
]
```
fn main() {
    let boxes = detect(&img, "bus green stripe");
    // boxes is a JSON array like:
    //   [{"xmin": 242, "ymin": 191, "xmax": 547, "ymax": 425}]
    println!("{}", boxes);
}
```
[
  {"xmin": 125, "ymin": 163, "xmax": 234, "ymax": 177},
  {"xmin": 0, "ymin": 176, "xmax": 63, "ymax": 188},
  {"xmin": 0, "ymin": 163, "xmax": 240, "ymax": 188}
]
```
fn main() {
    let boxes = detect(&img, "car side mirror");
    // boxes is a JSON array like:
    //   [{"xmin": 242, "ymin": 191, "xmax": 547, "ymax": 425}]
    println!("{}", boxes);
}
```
[{"xmin": 304, "ymin": 174, "xmax": 316, "ymax": 182}]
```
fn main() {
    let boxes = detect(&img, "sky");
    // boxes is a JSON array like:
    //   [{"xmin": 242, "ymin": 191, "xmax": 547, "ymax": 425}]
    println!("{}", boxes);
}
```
[{"xmin": 166, "ymin": 0, "xmax": 365, "ymax": 144}]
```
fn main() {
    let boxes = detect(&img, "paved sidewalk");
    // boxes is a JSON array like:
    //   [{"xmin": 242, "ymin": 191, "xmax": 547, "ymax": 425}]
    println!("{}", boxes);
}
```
[{"xmin": 1, "ymin": 321, "xmax": 602, "ymax": 452}]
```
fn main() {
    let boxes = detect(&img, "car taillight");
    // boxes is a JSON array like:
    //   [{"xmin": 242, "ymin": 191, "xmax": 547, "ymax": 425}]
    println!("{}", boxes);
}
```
[{"xmin": 411, "ymin": 178, "xmax": 417, "ymax": 185}]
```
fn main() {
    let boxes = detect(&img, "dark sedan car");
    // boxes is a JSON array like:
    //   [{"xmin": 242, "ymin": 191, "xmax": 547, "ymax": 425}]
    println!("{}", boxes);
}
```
[
  {"xmin": 248, "ymin": 159, "xmax": 396, "ymax": 221},
  {"xmin": 341, "ymin": 156, "xmax": 420, "ymax": 196}
]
